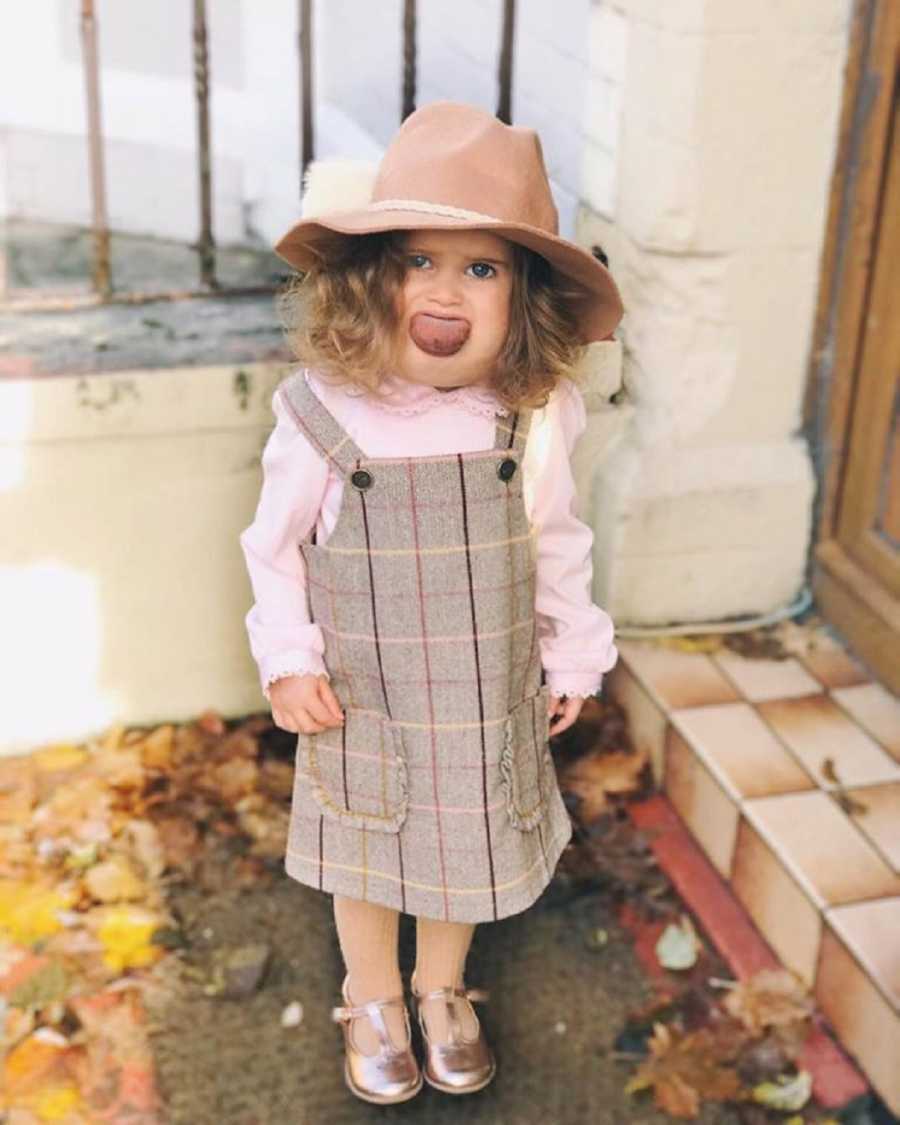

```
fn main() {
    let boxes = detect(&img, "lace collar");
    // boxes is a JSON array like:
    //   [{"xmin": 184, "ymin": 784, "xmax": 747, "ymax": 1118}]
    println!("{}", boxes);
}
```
[{"xmin": 311, "ymin": 369, "xmax": 510, "ymax": 419}]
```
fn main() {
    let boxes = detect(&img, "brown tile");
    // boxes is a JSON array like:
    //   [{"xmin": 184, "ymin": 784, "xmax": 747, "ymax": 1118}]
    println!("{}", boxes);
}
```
[
  {"xmin": 711, "ymin": 648, "xmax": 822, "ymax": 702},
  {"xmin": 756, "ymin": 695, "xmax": 900, "ymax": 790},
  {"xmin": 615, "ymin": 639, "xmax": 741, "ymax": 712},
  {"xmin": 832, "ymin": 682, "xmax": 900, "ymax": 763},
  {"xmin": 605, "ymin": 660, "xmax": 669, "ymax": 785},
  {"xmin": 796, "ymin": 634, "xmax": 871, "ymax": 690},
  {"xmin": 664, "ymin": 726, "xmax": 740, "ymax": 878},
  {"xmin": 731, "ymin": 815, "xmax": 822, "ymax": 985},
  {"xmin": 742, "ymin": 792, "xmax": 900, "ymax": 907},
  {"xmin": 671, "ymin": 702, "xmax": 814, "ymax": 800},
  {"xmin": 816, "ymin": 905, "xmax": 900, "ymax": 1114},
  {"xmin": 842, "ymin": 783, "xmax": 900, "ymax": 874}
]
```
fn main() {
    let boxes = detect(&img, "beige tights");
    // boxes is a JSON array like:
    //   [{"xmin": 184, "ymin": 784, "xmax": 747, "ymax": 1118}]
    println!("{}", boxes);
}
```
[{"xmin": 332, "ymin": 895, "xmax": 480, "ymax": 1057}]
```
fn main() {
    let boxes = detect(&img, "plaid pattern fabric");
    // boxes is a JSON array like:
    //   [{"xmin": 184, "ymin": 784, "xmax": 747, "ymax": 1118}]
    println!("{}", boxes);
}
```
[{"xmin": 279, "ymin": 371, "xmax": 573, "ymax": 923}]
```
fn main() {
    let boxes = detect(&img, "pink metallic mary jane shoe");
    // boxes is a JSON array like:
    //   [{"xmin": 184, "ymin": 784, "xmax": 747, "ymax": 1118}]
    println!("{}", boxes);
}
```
[
  {"xmin": 330, "ymin": 973, "xmax": 423, "ymax": 1105},
  {"xmin": 410, "ymin": 968, "xmax": 497, "ymax": 1094}
]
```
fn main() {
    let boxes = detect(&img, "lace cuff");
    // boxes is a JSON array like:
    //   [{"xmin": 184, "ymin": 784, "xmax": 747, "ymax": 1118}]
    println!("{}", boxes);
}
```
[
  {"xmin": 260, "ymin": 652, "xmax": 330, "ymax": 701},
  {"xmin": 544, "ymin": 671, "xmax": 605, "ymax": 700}
]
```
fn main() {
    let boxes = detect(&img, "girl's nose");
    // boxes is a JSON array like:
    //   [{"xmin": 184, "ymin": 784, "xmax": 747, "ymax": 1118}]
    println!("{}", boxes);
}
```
[{"xmin": 426, "ymin": 268, "xmax": 463, "ymax": 304}]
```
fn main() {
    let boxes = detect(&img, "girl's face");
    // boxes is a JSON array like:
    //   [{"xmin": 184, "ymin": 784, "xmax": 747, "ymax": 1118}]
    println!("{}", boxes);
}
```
[{"xmin": 391, "ymin": 229, "xmax": 514, "ymax": 389}]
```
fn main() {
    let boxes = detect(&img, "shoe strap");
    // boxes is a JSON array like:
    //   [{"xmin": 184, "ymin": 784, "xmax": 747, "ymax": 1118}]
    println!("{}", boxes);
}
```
[
  {"xmin": 414, "ymin": 984, "xmax": 489, "ymax": 1005},
  {"xmin": 331, "ymin": 993, "xmax": 406, "ymax": 1021},
  {"xmin": 412, "ymin": 984, "xmax": 489, "ymax": 1047}
]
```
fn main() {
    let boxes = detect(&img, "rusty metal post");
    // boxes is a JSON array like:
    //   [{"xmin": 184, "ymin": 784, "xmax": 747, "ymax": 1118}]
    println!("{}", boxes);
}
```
[
  {"xmin": 402, "ymin": 0, "xmax": 417, "ymax": 121},
  {"xmin": 79, "ymin": 0, "xmax": 112, "ymax": 298},
  {"xmin": 299, "ymin": 0, "xmax": 314, "ymax": 186},
  {"xmin": 193, "ymin": 0, "xmax": 217, "ymax": 288},
  {"xmin": 497, "ymin": 0, "xmax": 516, "ymax": 123}
]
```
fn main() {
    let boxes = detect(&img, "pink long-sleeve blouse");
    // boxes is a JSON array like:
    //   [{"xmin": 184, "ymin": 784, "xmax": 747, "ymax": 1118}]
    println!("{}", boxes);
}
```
[{"xmin": 239, "ymin": 367, "xmax": 618, "ymax": 702}]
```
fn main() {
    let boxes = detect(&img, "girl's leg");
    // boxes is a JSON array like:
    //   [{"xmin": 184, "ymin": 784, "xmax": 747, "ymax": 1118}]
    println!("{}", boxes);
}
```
[
  {"xmin": 332, "ymin": 894, "xmax": 408, "ymax": 1055},
  {"xmin": 414, "ymin": 917, "xmax": 480, "ymax": 1041}
]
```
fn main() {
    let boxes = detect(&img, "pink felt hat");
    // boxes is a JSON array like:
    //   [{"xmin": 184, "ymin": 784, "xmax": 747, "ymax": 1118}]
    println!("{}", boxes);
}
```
[{"xmin": 274, "ymin": 100, "xmax": 624, "ymax": 344}]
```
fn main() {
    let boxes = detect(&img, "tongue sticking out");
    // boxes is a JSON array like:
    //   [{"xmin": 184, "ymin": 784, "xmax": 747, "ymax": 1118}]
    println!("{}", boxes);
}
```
[{"xmin": 409, "ymin": 313, "xmax": 471, "ymax": 357}]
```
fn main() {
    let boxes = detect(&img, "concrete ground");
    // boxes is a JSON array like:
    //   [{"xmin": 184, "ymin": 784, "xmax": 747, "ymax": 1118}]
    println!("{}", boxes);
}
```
[{"xmin": 142, "ymin": 857, "xmax": 737, "ymax": 1125}]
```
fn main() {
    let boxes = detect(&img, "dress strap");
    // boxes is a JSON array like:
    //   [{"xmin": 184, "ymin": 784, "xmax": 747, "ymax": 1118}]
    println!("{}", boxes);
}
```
[
  {"xmin": 277, "ymin": 369, "xmax": 368, "ymax": 479},
  {"xmin": 493, "ymin": 406, "xmax": 533, "ymax": 455}
]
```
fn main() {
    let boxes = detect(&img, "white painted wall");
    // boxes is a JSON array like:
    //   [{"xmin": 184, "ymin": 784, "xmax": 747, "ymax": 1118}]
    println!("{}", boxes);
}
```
[{"xmin": 0, "ymin": 0, "xmax": 624, "ymax": 246}]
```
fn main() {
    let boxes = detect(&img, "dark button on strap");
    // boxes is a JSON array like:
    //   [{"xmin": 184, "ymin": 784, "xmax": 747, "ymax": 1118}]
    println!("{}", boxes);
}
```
[
  {"xmin": 497, "ymin": 458, "xmax": 518, "ymax": 481},
  {"xmin": 350, "ymin": 468, "xmax": 373, "ymax": 490}
]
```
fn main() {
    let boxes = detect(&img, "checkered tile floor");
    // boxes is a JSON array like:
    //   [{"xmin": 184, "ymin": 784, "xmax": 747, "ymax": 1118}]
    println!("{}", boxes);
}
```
[{"xmin": 607, "ymin": 628, "xmax": 900, "ymax": 1115}]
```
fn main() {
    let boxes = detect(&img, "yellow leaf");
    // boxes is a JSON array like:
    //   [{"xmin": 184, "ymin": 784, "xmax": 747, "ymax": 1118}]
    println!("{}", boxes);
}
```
[
  {"xmin": 95, "ymin": 906, "xmax": 164, "ymax": 972},
  {"xmin": 32, "ymin": 744, "xmax": 87, "ymax": 773},
  {"xmin": 752, "ymin": 1071, "xmax": 812, "ymax": 1112},
  {"xmin": 0, "ymin": 882, "xmax": 77, "ymax": 947},
  {"xmin": 657, "ymin": 635, "xmax": 724, "ymax": 654},
  {"xmin": 33, "ymin": 1082, "xmax": 83, "ymax": 1121}
]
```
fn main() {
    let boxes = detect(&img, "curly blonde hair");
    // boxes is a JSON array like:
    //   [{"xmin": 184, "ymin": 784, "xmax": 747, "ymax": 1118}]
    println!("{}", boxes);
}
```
[{"xmin": 277, "ymin": 230, "xmax": 589, "ymax": 412}]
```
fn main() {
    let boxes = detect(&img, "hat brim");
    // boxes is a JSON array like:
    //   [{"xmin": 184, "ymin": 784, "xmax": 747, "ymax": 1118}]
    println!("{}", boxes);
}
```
[{"xmin": 274, "ymin": 208, "xmax": 624, "ymax": 344}]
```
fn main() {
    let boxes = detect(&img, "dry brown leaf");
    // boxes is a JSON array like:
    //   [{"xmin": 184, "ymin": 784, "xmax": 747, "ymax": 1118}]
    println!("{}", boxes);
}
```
[
  {"xmin": 722, "ymin": 969, "xmax": 814, "ymax": 1035},
  {"xmin": 122, "ymin": 819, "xmax": 166, "ymax": 880},
  {"xmin": 82, "ymin": 856, "xmax": 147, "ymax": 904},
  {"xmin": 0, "ymin": 757, "xmax": 37, "ymax": 826},
  {"xmin": 138, "ymin": 724, "xmax": 176, "ymax": 770},
  {"xmin": 196, "ymin": 710, "xmax": 227, "ymax": 736},
  {"xmin": 208, "ymin": 756, "xmax": 259, "ymax": 803},
  {"xmin": 561, "ymin": 747, "xmax": 647, "ymax": 822},
  {"xmin": 154, "ymin": 815, "xmax": 201, "ymax": 869},
  {"xmin": 34, "ymin": 776, "xmax": 114, "ymax": 847},
  {"xmin": 625, "ymin": 1022, "xmax": 742, "ymax": 1119}
]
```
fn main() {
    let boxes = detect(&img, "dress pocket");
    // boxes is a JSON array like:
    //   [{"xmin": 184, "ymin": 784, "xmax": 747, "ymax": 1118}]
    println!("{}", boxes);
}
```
[
  {"xmin": 499, "ymin": 685, "xmax": 554, "ymax": 831},
  {"xmin": 296, "ymin": 707, "xmax": 409, "ymax": 834}
]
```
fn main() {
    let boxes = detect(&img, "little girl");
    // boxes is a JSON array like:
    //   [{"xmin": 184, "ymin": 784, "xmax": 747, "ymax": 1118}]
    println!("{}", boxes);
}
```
[{"xmin": 239, "ymin": 100, "xmax": 622, "ymax": 1105}]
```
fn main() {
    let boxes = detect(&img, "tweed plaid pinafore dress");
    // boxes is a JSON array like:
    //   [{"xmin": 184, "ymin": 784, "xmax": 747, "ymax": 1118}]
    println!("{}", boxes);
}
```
[{"xmin": 279, "ymin": 371, "xmax": 574, "ymax": 924}]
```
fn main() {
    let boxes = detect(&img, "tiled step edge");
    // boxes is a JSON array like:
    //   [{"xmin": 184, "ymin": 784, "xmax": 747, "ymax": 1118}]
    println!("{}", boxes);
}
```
[{"xmin": 625, "ymin": 794, "xmax": 870, "ymax": 1112}]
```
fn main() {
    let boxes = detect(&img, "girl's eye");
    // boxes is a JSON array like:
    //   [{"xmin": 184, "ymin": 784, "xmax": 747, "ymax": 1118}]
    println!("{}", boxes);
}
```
[
  {"xmin": 467, "ymin": 262, "xmax": 497, "ymax": 279},
  {"xmin": 408, "ymin": 253, "xmax": 431, "ymax": 268}
]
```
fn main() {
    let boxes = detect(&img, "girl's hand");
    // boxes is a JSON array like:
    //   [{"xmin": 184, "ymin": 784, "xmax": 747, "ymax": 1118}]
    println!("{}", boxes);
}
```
[
  {"xmin": 547, "ymin": 693, "xmax": 584, "ymax": 738},
  {"xmin": 268, "ymin": 673, "xmax": 345, "ymax": 734}
]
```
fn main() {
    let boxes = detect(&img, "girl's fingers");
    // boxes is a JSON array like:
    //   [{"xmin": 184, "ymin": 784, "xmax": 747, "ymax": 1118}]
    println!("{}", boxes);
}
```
[
  {"xmin": 318, "ymin": 679, "xmax": 345, "ymax": 723},
  {"xmin": 272, "ymin": 708, "xmax": 298, "ymax": 734}
]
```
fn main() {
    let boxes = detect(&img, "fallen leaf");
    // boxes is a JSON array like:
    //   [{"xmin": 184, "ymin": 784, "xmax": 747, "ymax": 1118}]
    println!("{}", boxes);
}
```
[
  {"xmin": 560, "ymin": 747, "xmax": 647, "ymax": 823},
  {"xmin": 92, "ymin": 906, "xmax": 166, "ymax": 972},
  {"xmin": 752, "ymin": 1070, "xmax": 812, "ymax": 1111},
  {"xmin": 138, "ymin": 724, "xmax": 176, "ymax": 770},
  {"xmin": 0, "ymin": 758, "xmax": 37, "ymax": 825},
  {"xmin": 0, "ymin": 882, "xmax": 77, "ymax": 946},
  {"xmin": 821, "ymin": 757, "xmax": 839, "ymax": 784},
  {"xmin": 625, "ymin": 1022, "xmax": 742, "ymax": 1119},
  {"xmin": 656, "ymin": 915, "xmax": 701, "ymax": 971},
  {"xmin": 657, "ymin": 635, "xmax": 726, "ymax": 655},
  {"xmin": 722, "ymin": 969, "xmax": 814, "ymax": 1035},
  {"xmin": 8, "ymin": 959, "xmax": 71, "ymax": 1011},
  {"xmin": 83, "ymin": 856, "xmax": 147, "ymax": 904}
]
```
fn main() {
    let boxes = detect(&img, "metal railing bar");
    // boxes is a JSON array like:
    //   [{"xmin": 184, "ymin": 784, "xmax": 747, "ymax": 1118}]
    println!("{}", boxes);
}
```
[
  {"xmin": 300, "ymin": 0, "xmax": 315, "ymax": 184},
  {"xmin": 193, "ymin": 0, "xmax": 217, "ymax": 288},
  {"xmin": 79, "ymin": 0, "xmax": 112, "ymax": 297},
  {"xmin": 402, "ymin": 0, "xmax": 417, "ymax": 121},
  {"xmin": 497, "ymin": 0, "xmax": 516, "ymax": 123}
]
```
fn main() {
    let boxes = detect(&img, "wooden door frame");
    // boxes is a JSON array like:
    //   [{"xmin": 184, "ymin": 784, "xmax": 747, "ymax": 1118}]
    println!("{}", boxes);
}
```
[{"xmin": 804, "ymin": 0, "xmax": 900, "ymax": 693}]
